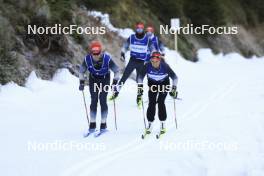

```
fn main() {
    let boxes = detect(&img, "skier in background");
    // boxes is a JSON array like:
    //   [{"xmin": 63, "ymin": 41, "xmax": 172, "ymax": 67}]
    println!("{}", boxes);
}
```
[
  {"xmin": 146, "ymin": 25, "xmax": 165, "ymax": 61},
  {"xmin": 109, "ymin": 22, "xmax": 153, "ymax": 105},
  {"xmin": 79, "ymin": 41, "xmax": 120, "ymax": 134},
  {"xmin": 137, "ymin": 52, "xmax": 178, "ymax": 136}
]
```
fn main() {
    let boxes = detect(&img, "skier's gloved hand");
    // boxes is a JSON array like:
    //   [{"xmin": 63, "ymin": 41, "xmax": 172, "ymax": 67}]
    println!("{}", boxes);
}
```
[
  {"xmin": 120, "ymin": 52, "xmax": 125, "ymax": 62},
  {"xmin": 111, "ymin": 79, "xmax": 118, "ymax": 86},
  {"xmin": 137, "ymin": 84, "xmax": 143, "ymax": 108},
  {"xmin": 111, "ymin": 79, "xmax": 119, "ymax": 92},
  {"xmin": 109, "ymin": 91, "xmax": 119, "ymax": 101},
  {"xmin": 137, "ymin": 95, "xmax": 143, "ymax": 108},
  {"xmin": 79, "ymin": 80, "xmax": 85, "ymax": 91},
  {"xmin": 137, "ymin": 84, "xmax": 143, "ymax": 96},
  {"xmin": 109, "ymin": 79, "xmax": 121, "ymax": 101},
  {"xmin": 169, "ymin": 85, "xmax": 178, "ymax": 99}
]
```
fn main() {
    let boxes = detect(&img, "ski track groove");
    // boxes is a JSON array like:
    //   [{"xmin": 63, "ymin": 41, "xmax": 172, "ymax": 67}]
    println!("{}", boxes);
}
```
[
  {"xmin": 61, "ymin": 98, "xmax": 205, "ymax": 176},
  {"xmin": 60, "ymin": 139, "xmax": 139, "ymax": 176},
  {"xmin": 61, "ymin": 80, "xmax": 238, "ymax": 176},
  {"xmin": 183, "ymin": 80, "xmax": 239, "ymax": 122}
]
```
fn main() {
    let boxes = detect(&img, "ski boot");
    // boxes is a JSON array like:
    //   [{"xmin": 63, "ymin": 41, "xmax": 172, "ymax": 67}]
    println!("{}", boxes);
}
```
[
  {"xmin": 142, "ymin": 122, "xmax": 153, "ymax": 139},
  {"xmin": 94, "ymin": 123, "xmax": 108, "ymax": 137},
  {"xmin": 84, "ymin": 122, "xmax": 96, "ymax": 137},
  {"xmin": 156, "ymin": 121, "xmax": 166, "ymax": 139}
]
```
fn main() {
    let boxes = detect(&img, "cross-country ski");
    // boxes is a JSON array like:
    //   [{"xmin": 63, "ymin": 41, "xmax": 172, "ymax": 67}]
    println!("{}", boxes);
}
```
[{"xmin": 94, "ymin": 129, "xmax": 108, "ymax": 138}]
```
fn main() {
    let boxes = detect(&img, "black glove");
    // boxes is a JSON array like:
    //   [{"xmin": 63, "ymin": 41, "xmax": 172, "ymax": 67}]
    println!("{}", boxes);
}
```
[
  {"xmin": 169, "ymin": 85, "xmax": 178, "ymax": 99},
  {"xmin": 137, "ymin": 84, "xmax": 143, "ymax": 96},
  {"xmin": 111, "ymin": 79, "xmax": 118, "ymax": 86},
  {"xmin": 109, "ymin": 91, "xmax": 119, "ymax": 101},
  {"xmin": 111, "ymin": 79, "xmax": 119, "ymax": 92},
  {"xmin": 79, "ymin": 80, "xmax": 85, "ymax": 91},
  {"xmin": 109, "ymin": 80, "xmax": 119, "ymax": 101},
  {"xmin": 121, "ymin": 52, "xmax": 125, "ymax": 62}
]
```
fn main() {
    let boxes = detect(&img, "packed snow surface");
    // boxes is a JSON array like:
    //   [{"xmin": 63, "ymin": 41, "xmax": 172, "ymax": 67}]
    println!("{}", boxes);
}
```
[{"xmin": 1, "ymin": 48, "xmax": 264, "ymax": 176}]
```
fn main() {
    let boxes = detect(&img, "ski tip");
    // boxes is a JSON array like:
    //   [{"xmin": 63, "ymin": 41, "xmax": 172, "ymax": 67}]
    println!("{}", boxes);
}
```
[
  {"xmin": 94, "ymin": 134, "xmax": 100, "ymax": 138},
  {"xmin": 83, "ymin": 133, "xmax": 90, "ymax": 138},
  {"xmin": 94, "ymin": 129, "xmax": 108, "ymax": 138},
  {"xmin": 94, "ymin": 132, "xmax": 102, "ymax": 138},
  {"xmin": 141, "ymin": 134, "xmax": 145, "ymax": 139},
  {"xmin": 83, "ymin": 129, "xmax": 98, "ymax": 138}
]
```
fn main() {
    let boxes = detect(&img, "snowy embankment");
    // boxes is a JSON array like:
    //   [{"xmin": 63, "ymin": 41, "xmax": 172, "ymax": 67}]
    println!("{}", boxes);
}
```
[{"xmin": 1, "ymin": 11, "xmax": 264, "ymax": 176}]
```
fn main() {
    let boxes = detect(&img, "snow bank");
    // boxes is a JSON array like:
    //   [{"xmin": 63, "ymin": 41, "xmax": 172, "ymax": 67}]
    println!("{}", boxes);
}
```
[
  {"xmin": 88, "ymin": 11, "xmax": 134, "ymax": 39},
  {"xmin": 1, "ymin": 47, "xmax": 264, "ymax": 176}
]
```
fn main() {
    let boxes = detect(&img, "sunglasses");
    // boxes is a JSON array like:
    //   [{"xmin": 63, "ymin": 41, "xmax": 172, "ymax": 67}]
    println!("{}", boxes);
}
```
[
  {"xmin": 92, "ymin": 52, "xmax": 100, "ymax": 56},
  {"xmin": 151, "ymin": 57, "xmax": 161, "ymax": 62},
  {"xmin": 136, "ymin": 28, "xmax": 144, "ymax": 33}
]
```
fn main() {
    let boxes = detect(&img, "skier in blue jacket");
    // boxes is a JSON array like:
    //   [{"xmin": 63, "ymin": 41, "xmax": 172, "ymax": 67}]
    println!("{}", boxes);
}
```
[
  {"xmin": 146, "ymin": 25, "xmax": 165, "ymax": 61},
  {"xmin": 79, "ymin": 41, "xmax": 120, "ymax": 133},
  {"xmin": 109, "ymin": 22, "xmax": 153, "ymax": 104},
  {"xmin": 137, "ymin": 52, "xmax": 178, "ymax": 135}
]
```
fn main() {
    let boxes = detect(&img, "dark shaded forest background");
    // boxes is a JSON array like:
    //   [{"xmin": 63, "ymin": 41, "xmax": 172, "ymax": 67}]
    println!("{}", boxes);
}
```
[{"xmin": 0, "ymin": 0, "xmax": 263, "ymax": 85}]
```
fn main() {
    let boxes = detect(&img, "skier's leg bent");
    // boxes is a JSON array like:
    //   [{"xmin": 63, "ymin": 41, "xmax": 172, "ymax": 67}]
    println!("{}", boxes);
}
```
[
  {"xmin": 147, "ymin": 88, "xmax": 158, "ymax": 122},
  {"xmin": 118, "ymin": 59, "xmax": 136, "ymax": 86},
  {"xmin": 99, "ymin": 75, "xmax": 110, "ymax": 130},
  {"xmin": 89, "ymin": 77, "xmax": 99, "ymax": 130},
  {"xmin": 157, "ymin": 91, "xmax": 168, "ymax": 121},
  {"xmin": 135, "ymin": 59, "xmax": 145, "ymax": 82},
  {"xmin": 157, "ymin": 91, "xmax": 168, "ymax": 133}
]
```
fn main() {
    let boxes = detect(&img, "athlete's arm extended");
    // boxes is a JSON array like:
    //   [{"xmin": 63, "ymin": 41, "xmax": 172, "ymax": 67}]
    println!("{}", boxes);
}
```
[
  {"xmin": 109, "ymin": 59, "xmax": 120, "ymax": 81},
  {"xmin": 79, "ymin": 58, "xmax": 87, "ymax": 81},
  {"xmin": 166, "ymin": 63, "xmax": 178, "ymax": 86}
]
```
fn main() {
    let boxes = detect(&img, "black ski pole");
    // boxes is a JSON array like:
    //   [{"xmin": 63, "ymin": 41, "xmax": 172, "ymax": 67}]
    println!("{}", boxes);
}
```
[
  {"xmin": 173, "ymin": 98, "xmax": 177, "ymax": 129},
  {"xmin": 81, "ymin": 91, "xmax": 90, "ymax": 126},
  {"xmin": 113, "ymin": 99, "xmax": 117, "ymax": 130}
]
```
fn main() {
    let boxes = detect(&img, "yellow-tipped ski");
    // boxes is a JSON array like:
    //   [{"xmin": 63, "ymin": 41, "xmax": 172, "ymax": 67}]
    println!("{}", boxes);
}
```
[
  {"xmin": 156, "ymin": 128, "xmax": 166, "ymax": 139},
  {"xmin": 141, "ymin": 129, "xmax": 151, "ymax": 139}
]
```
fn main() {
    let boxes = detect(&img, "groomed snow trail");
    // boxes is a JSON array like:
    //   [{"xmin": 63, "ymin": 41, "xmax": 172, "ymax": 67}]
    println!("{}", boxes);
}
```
[{"xmin": 1, "ymin": 49, "xmax": 264, "ymax": 176}]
